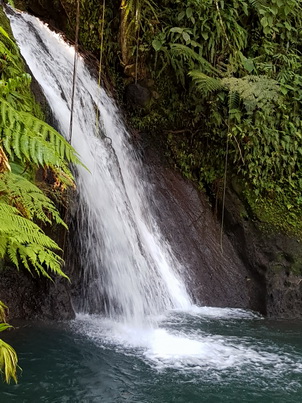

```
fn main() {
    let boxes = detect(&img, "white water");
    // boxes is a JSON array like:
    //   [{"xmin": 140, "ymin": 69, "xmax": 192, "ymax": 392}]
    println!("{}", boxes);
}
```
[
  {"xmin": 8, "ymin": 10, "xmax": 192, "ymax": 325},
  {"xmin": 73, "ymin": 309, "xmax": 302, "ymax": 379},
  {"xmin": 7, "ymin": 10, "xmax": 302, "ymax": 378}
]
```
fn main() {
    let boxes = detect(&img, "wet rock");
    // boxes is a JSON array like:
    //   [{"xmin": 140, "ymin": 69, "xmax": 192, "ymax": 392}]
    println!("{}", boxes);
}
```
[
  {"xmin": 125, "ymin": 82, "xmax": 152, "ymax": 108},
  {"xmin": 0, "ymin": 265, "xmax": 75, "ymax": 320},
  {"xmin": 143, "ymin": 148, "xmax": 266, "ymax": 313},
  {"xmin": 223, "ymin": 188, "xmax": 302, "ymax": 318},
  {"xmin": 14, "ymin": 0, "xmax": 67, "ymax": 30},
  {"xmin": 142, "ymin": 143, "xmax": 302, "ymax": 318}
]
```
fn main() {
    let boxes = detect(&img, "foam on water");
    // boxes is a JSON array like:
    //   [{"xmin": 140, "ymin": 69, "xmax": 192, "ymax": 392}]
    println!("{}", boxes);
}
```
[
  {"xmin": 73, "ymin": 308, "xmax": 302, "ymax": 378},
  {"xmin": 8, "ymin": 9, "xmax": 302, "ymax": 388},
  {"xmin": 171, "ymin": 305, "xmax": 262, "ymax": 319}
]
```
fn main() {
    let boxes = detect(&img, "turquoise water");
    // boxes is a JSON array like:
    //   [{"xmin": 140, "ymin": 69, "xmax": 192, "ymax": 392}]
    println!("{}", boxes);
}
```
[{"xmin": 1, "ymin": 309, "xmax": 302, "ymax": 402}]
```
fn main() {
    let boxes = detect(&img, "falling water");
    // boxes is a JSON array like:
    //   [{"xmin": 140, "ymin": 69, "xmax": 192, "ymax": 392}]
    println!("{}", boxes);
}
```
[
  {"xmin": 5, "ymin": 12, "xmax": 302, "ymax": 394},
  {"xmin": 8, "ymin": 9, "xmax": 192, "ymax": 324}
]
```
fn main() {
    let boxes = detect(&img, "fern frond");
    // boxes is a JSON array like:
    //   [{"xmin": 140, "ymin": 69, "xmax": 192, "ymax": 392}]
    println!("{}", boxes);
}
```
[
  {"xmin": 189, "ymin": 71, "xmax": 225, "ymax": 95},
  {"xmin": 228, "ymin": 91, "xmax": 240, "ymax": 110},
  {"xmin": 0, "ymin": 172, "xmax": 67, "ymax": 227},
  {"xmin": 0, "ymin": 26, "xmax": 18, "ymax": 52},
  {"xmin": 222, "ymin": 75, "xmax": 280, "ymax": 112},
  {"xmin": 0, "ymin": 202, "xmax": 67, "ymax": 279},
  {"xmin": 170, "ymin": 44, "xmax": 219, "ymax": 75},
  {"xmin": 0, "ymin": 23, "xmax": 71, "ymax": 281},
  {"xmin": 0, "ymin": 98, "xmax": 81, "ymax": 177},
  {"xmin": 37, "ymin": 120, "xmax": 77, "ymax": 163},
  {"xmin": 0, "ymin": 338, "xmax": 18, "ymax": 384},
  {"xmin": 0, "ymin": 41, "xmax": 21, "ymax": 76},
  {"xmin": 0, "ymin": 74, "xmax": 31, "ymax": 98}
]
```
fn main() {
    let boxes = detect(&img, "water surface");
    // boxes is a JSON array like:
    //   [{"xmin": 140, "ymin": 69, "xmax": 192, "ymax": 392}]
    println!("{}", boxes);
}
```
[{"xmin": 1, "ymin": 308, "xmax": 302, "ymax": 402}]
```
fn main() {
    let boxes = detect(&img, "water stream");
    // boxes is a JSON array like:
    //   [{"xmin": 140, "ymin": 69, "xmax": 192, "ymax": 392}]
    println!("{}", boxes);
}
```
[
  {"xmin": 8, "ymin": 9, "xmax": 192, "ymax": 325},
  {"xmin": 4, "ymin": 9, "xmax": 302, "ymax": 402}
]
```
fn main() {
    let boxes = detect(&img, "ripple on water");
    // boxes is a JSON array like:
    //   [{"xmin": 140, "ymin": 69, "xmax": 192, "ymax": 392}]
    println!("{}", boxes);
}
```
[{"xmin": 72, "ymin": 307, "xmax": 302, "ymax": 394}]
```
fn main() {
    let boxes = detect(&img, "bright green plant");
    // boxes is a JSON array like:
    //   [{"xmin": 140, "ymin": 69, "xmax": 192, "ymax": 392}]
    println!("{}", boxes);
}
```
[
  {"xmin": 0, "ymin": 201, "xmax": 66, "ymax": 279},
  {"xmin": 0, "ymin": 301, "xmax": 18, "ymax": 384},
  {"xmin": 150, "ymin": 0, "xmax": 249, "ymax": 85},
  {"xmin": 0, "ymin": 16, "xmax": 79, "ymax": 277},
  {"xmin": 143, "ymin": 0, "xmax": 302, "ymax": 235}
]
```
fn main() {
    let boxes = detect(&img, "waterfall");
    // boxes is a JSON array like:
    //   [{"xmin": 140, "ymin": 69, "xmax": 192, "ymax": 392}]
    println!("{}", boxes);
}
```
[{"xmin": 8, "ymin": 10, "xmax": 193, "ymax": 324}]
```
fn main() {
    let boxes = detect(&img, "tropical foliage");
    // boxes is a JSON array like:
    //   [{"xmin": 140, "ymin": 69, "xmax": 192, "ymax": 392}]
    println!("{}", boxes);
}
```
[
  {"xmin": 0, "ymin": 9, "xmax": 85, "ymax": 384},
  {"xmin": 0, "ymin": 11, "xmax": 79, "ymax": 277},
  {"xmin": 14, "ymin": 0, "xmax": 302, "ymax": 231},
  {"xmin": 0, "ymin": 301, "xmax": 18, "ymax": 384},
  {"xmin": 106, "ymin": 0, "xmax": 302, "ymax": 235}
]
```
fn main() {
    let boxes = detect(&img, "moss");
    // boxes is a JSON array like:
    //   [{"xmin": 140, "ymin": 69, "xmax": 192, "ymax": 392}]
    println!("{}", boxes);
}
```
[
  {"xmin": 0, "ymin": 8, "xmax": 14, "ymax": 34},
  {"xmin": 244, "ymin": 188, "xmax": 302, "ymax": 240},
  {"xmin": 290, "ymin": 260, "xmax": 302, "ymax": 276}
]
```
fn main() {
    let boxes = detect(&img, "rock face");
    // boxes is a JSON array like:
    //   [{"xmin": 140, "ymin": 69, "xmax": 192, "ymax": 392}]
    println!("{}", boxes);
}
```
[
  {"xmin": 14, "ymin": 0, "xmax": 67, "ymax": 30},
  {"xmin": 143, "ymin": 148, "xmax": 302, "ymax": 318},
  {"xmin": 223, "ymin": 188, "xmax": 302, "ymax": 318},
  {"xmin": 2, "ymin": 137, "xmax": 301, "ymax": 319},
  {"xmin": 125, "ymin": 82, "xmax": 152, "ymax": 109},
  {"xmin": 2, "ymin": 4, "xmax": 301, "ymax": 319},
  {"xmin": 0, "ymin": 265, "xmax": 75, "ymax": 320},
  {"xmin": 144, "ymin": 149, "xmax": 266, "ymax": 314}
]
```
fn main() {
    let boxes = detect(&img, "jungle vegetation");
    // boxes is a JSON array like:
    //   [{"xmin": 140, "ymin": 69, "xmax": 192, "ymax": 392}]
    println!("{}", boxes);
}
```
[
  {"xmin": 0, "ymin": 0, "xmax": 301, "ymax": 382},
  {"xmin": 0, "ymin": 301, "xmax": 18, "ymax": 383},
  {"xmin": 53, "ymin": 0, "xmax": 302, "ymax": 237},
  {"xmin": 0, "ymin": 8, "xmax": 79, "ymax": 382}
]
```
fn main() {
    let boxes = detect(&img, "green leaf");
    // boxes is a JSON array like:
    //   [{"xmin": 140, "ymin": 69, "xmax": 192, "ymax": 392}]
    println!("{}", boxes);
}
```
[
  {"xmin": 186, "ymin": 8, "xmax": 193, "ymax": 19},
  {"xmin": 201, "ymin": 31, "xmax": 209, "ymax": 40},
  {"xmin": 177, "ymin": 11, "xmax": 185, "ymax": 21},
  {"xmin": 0, "ymin": 324, "xmax": 12, "ymax": 333},
  {"xmin": 182, "ymin": 32, "xmax": 190, "ymax": 42},
  {"xmin": 170, "ymin": 27, "xmax": 183, "ymax": 34},
  {"xmin": 260, "ymin": 17, "xmax": 268, "ymax": 28},
  {"xmin": 152, "ymin": 39, "xmax": 162, "ymax": 51},
  {"xmin": 243, "ymin": 58, "xmax": 255, "ymax": 73}
]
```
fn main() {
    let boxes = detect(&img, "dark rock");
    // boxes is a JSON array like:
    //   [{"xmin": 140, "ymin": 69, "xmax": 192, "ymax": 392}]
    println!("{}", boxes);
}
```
[
  {"xmin": 125, "ymin": 83, "xmax": 152, "ymax": 108},
  {"xmin": 14, "ymin": 0, "xmax": 67, "ymax": 31},
  {"xmin": 223, "ymin": 187, "xmax": 302, "ymax": 318},
  {"xmin": 0, "ymin": 265, "xmax": 75, "ymax": 320},
  {"xmin": 4, "ymin": 4, "xmax": 301, "ymax": 319},
  {"xmin": 144, "ymin": 148, "xmax": 266, "ymax": 313}
]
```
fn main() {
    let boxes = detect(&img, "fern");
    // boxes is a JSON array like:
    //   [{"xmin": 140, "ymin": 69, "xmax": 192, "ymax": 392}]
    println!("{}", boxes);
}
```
[
  {"xmin": 228, "ymin": 91, "xmax": 240, "ymax": 111},
  {"xmin": 190, "ymin": 71, "xmax": 280, "ymax": 112},
  {"xmin": 0, "ymin": 202, "xmax": 67, "ymax": 279},
  {"xmin": 0, "ymin": 338, "xmax": 18, "ymax": 384},
  {"xmin": 0, "ymin": 27, "xmax": 22, "ymax": 80},
  {"xmin": 0, "ymin": 25, "xmax": 18, "ymax": 52},
  {"xmin": 222, "ymin": 75, "xmax": 280, "ymax": 112},
  {"xmin": 0, "ymin": 74, "xmax": 31, "ymax": 98},
  {"xmin": 0, "ymin": 172, "xmax": 67, "ymax": 227},
  {"xmin": 189, "ymin": 71, "xmax": 224, "ymax": 95},
  {"xmin": 170, "ymin": 44, "xmax": 219, "ymax": 76},
  {"xmin": 0, "ymin": 24, "xmax": 77, "ymax": 280},
  {"xmin": 0, "ymin": 98, "xmax": 81, "ymax": 173},
  {"xmin": 0, "ymin": 299, "xmax": 18, "ymax": 384}
]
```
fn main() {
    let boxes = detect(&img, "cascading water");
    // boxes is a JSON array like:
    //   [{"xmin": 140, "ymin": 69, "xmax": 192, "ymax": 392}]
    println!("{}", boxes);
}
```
[
  {"xmin": 4, "ymin": 12, "xmax": 302, "ymax": 398},
  {"xmin": 8, "ymin": 9, "xmax": 192, "ymax": 325}
]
